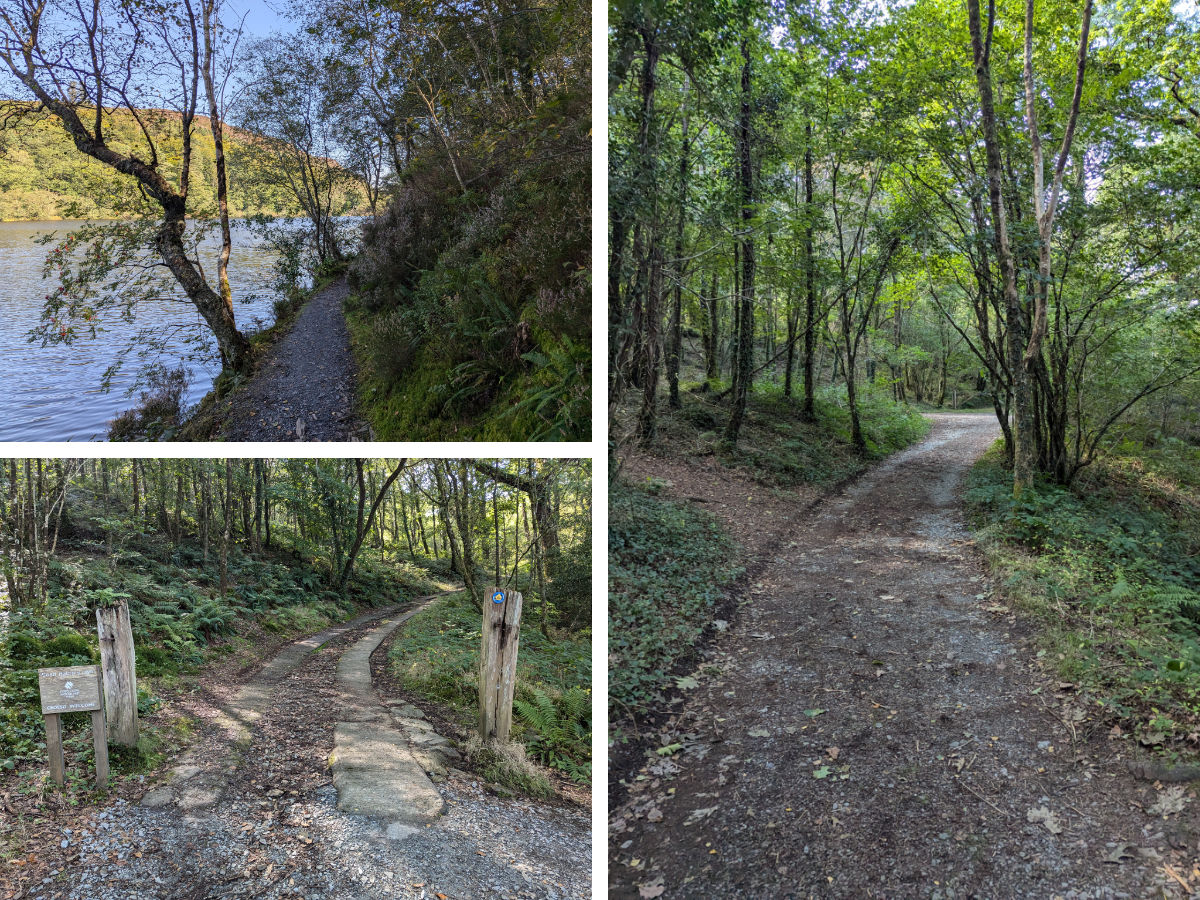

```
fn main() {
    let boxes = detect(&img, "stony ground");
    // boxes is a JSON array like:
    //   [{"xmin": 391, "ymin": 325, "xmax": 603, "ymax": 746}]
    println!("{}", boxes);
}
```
[
  {"xmin": 611, "ymin": 413, "xmax": 1200, "ymax": 899},
  {"xmin": 4, "ymin": 607, "xmax": 589, "ymax": 900},
  {"xmin": 221, "ymin": 279, "xmax": 368, "ymax": 442}
]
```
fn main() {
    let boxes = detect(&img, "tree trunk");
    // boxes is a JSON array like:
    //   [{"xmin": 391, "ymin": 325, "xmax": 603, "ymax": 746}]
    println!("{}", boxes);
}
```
[
  {"xmin": 801, "ymin": 122, "xmax": 818, "ymax": 422},
  {"xmin": 724, "ymin": 38, "xmax": 755, "ymax": 447},
  {"xmin": 968, "ymin": 0, "xmax": 1034, "ymax": 496},
  {"xmin": 666, "ymin": 78, "xmax": 689, "ymax": 410}
]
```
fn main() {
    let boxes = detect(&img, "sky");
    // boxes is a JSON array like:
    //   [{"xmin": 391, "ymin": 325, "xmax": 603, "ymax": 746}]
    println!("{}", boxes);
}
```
[{"xmin": 224, "ymin": 0, "xmax": 297, "ymax": 40}]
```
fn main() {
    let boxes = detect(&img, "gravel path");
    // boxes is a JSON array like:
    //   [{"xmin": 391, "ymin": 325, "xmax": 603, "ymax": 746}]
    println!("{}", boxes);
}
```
[
  {"xmin": 611, "ymin": 413, "xmax": 1194, "ymax": 899},
  {"xmin": 30, "ymin": 609, "xmax": 589, "ymax": 900},
  {"xmin": 221, "ymin": 279, "xmax": 368, "ymax": 442}
]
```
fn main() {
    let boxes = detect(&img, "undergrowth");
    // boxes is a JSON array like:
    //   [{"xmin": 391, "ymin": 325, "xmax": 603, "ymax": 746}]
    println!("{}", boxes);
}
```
[
  {"xmin": 608, "ymin": 480, "xmax": 741, "ymax": 738},
  {"xmin": 387, "ymin": 589, "xmax": 591, "ymax": 785},
  {"xmin": 0, "ymin": 507, "xmax": 444, "ymax": 774},
  {"xmin": 626, "ymin": 381, "xmax": 930, "ymax": 488},
  {"xmin": 966, "ymin": 438, "xmax": 1200, "ymax": 747}
]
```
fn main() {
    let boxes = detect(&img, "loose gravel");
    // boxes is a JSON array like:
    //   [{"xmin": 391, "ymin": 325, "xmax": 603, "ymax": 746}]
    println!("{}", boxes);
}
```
[
  {"xmin": 221, "ymin": 278, "xmax": 368, "ymax": 442},
  {"xmin": 18, "ymin": 608, "xmax": 589, "ymax": 900}
]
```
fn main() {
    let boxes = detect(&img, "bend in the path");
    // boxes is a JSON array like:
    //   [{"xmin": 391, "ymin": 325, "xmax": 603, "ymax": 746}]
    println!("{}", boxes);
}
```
[
  {"xmin": 141, "ymin": 603, "xmax": 404, "ymax": 814},
  {"xmin": 221, "ymin": 277, "xmax": 368, "ymax": 442},
  {"xmin": 331, "ymin": 601, "xmax": 447, "ymax": 831},
  {"xmin": 613, "ymin": 413, "xmax": 1182, "ymax": 899}
]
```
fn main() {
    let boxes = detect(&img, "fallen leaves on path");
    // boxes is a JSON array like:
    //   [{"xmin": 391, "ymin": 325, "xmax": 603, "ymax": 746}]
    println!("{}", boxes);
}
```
[{"xmin": 1026, "ymin": 806, "xmax": 1064, "ymax": 835}]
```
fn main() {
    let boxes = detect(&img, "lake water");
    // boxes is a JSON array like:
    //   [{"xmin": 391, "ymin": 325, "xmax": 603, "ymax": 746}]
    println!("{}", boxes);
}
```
[{"xmin": 0, "ymin": 220, "xmax": 287, "ymax": 441}]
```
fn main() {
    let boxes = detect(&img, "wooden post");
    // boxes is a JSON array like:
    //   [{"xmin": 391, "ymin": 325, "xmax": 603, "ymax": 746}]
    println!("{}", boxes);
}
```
[
  {"xmin": 479, "ymin": 587, "xmax": 523, "ymax": 742},
  {"xmin": 96, "ymin": 600, "xmax": 138, "ymax": 747},
  {"xmin": 45, "ymin": 713, "xmax": 64, "ymax": 788},
  {"xmin": 91, "ymin": 710, "xmax": 109, "ymax": 789}
]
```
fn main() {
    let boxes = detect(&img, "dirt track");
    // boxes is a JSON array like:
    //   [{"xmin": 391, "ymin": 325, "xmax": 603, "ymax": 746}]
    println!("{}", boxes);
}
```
[
  {"xmin": 221, "ymin": 278, "xmax": 367, "ymax": 442},
  {"xmin": 611, "ymin": 413, "xmax": 1197, "ymax": 899},
  {"xmin": 6, "ymin": 608, "xmax": 589, "ymax": 900}
]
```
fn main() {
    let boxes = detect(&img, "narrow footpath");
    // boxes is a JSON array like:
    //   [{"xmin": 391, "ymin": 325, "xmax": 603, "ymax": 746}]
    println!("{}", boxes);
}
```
[
  {"xmin": 221, "ymin": 279, "xmax": 368, "ymax": 442},
  {"xmin": 38, "ymin": 600, "xmax": 588, "ymax": 900},
  {"xmin": 612, "ymin": 413, "xmax": 1196, "ymax": 899}
]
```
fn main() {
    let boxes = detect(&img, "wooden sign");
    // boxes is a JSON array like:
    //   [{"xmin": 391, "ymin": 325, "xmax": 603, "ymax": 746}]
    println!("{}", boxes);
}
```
[
  {"xmin": 37, "ymin": 665, "xmax": 108, "ymax": 791},
  {"xmin": 39, "ymin": 666, "xmax": 103, "ymax": 714}
]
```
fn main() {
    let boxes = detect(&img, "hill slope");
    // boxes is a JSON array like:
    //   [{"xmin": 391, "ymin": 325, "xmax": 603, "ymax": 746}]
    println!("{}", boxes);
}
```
[{"xmin": 0, "ymin": 104, "xmax": 350, "ymax": 220}]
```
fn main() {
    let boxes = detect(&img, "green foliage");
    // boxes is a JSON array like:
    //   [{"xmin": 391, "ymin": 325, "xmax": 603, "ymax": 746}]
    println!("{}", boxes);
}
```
[
  {"xmin": 967, "ymin": 441, "xmax": 1200, "ymax": 739},
  {"xmin": 346, "ymin": 59, "xmax": 591, "ymax": 441},
  {"xmin": 513, "ymin": 685, "xmax": 591, "ymax": 782},
  {"xmin": 0, "ymin": 103, "xmax": 306, "ymax": 221},
  {"xmin": 388, "ymin": 590, "xmax": 591, "ymax": 782},
  {"xmin": 609, "ymin": 481, "xmax": 741, "ymax": 728},
  {"xmin": 634, "ymin": 385, "xmax": 929, "ymax": 489}
]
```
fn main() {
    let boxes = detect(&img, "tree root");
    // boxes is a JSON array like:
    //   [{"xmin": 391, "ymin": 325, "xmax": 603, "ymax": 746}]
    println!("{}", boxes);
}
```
[{"xmin": 1126, "ymin": 759, "xmax": 1200, "ymax": 782}]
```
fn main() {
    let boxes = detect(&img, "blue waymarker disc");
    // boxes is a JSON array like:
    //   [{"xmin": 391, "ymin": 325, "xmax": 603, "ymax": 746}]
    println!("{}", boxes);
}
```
[{"xmin": 492, "ymin": 591, "xmax": 505, "ymax": 604}]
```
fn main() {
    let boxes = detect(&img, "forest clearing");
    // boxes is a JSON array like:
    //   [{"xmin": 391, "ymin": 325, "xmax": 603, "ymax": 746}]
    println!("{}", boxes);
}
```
[{"xmin": 1, "ymin": 459, "xmax": 592, "ymax": 899}]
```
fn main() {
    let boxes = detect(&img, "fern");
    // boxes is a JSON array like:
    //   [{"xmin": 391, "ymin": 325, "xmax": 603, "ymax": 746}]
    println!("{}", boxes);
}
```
[{"xmin": 514, "ymin": 685, "xmax": 591, "ymax": 783}]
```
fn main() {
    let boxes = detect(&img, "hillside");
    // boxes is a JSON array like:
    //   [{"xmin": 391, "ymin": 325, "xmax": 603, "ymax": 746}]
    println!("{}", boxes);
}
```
[{"xmin": 0, "ymin": 103, "xmax": 350, "ymax": 220}]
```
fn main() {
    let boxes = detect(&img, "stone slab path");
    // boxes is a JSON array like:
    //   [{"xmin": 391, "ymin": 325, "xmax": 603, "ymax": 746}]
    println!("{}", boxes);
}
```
[
  {"xmin": 611, "ymin": 413, "xmax": 1195, "ymax": 899},
  {"xmin": 142, "ymin": 604, "xmax": 406, "ymax": 814},
  {"xmin": 331, "ymin": 606, "xmax": 447, "ymax": 831},
  {"xmin": 44, "ymin": 597, "xmax": 590, "ymax": 899}
]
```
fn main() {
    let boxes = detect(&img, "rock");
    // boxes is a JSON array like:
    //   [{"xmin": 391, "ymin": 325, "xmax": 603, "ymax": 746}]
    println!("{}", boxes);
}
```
[
  {"xmin": 396, "ymin": 716, "xmax": 433, "ymax": 732},
  {"xmin": 172, "ymin": 764, "xmax": 202, "ymax": 781},
  {"xmin": 141, "ymin": 788, "xmax": 175, "ymax": 809},
  {"xmin": 177, "ymin": 783, "xmax": 222, "ymax": 812},
  {"xmin": 331, "ymin": 721, "xmax": 446, "ymax": 826},
  {"xmin": 385, "ymin": 822, "xmax": 418, "ymax": 841}
]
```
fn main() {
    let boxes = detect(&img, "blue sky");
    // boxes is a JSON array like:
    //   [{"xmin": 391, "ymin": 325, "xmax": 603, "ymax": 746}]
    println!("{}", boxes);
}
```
[{"xmin": 224, "ymin": 0, "xmax": 296, "ymax": 39}]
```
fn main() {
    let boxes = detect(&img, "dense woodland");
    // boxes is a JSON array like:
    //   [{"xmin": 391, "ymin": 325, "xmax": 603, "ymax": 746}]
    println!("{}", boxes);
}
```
[
  {"xmin": 610, "ymin": 0, "xmax": 1200, "ymax": 472},
  {"xmin": 610, "ymin": 0, "xmax": 1200, "ymax": 757},
  {"xmin": 0, "ymin": 458, "xmax": 591, "ymax": 791},
  {"xmin": 0, "ymin": 0, "xmax": 590, "ymax": 440}
]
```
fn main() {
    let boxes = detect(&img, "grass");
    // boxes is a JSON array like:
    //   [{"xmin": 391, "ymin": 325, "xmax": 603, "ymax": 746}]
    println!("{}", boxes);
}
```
[
  {"xmin": 387, "ymin": 589, "xmax": 591, "ymax": 788},
  {"xmin": 966, "ymin": 436, "xmax": 1200, "ymax": 748}
]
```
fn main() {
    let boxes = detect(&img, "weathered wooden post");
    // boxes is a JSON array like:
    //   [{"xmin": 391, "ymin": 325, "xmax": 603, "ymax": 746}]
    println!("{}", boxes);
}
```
[
  {"xmin": 38, "ymin": 665, "xmax": 108, "ymax": 790},
  {"xmin": 479, "ymin": 587, "xmax": 523, "ymax": 742},
  {"xmin": 96, "ymin": 599, "xmax": 138, "ymax": 747}
]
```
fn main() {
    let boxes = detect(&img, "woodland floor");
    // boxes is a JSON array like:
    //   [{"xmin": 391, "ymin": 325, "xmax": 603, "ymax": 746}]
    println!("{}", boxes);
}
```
[
  {"xmin": 220, "ymin": 278, "xmax": 368, "ymax": 442},
  {"xmin": 3, "ymin": 603, "xmax": 590, "ymax": 900},
  {"xmin": 611, "ymin": 412, "xmax": 1200, "ymax": 899}
]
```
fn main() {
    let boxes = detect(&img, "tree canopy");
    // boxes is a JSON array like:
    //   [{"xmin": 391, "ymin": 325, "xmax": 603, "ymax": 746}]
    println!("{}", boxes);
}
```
[{"xmin": 609, "ymin": 0, "xmax": 1200, "ymax": 483}]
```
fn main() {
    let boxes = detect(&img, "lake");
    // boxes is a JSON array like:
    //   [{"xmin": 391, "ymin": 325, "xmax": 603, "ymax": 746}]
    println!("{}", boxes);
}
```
[{"xmin": 0, "ymin": 220, "xmax": 288, "ymax": 441}]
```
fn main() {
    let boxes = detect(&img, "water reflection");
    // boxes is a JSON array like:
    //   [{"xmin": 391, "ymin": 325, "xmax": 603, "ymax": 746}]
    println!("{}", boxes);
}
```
[{"xmin": 0, "ymin": 219, "xmax": 288, "ymax": 441}]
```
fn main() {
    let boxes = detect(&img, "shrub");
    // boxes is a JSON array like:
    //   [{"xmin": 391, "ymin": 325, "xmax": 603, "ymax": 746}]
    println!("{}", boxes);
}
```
[
  {"xmin": 108, "ymin": 363, "xmax": 190, "ymax": 441},
  {"xmin": 609, "ymin": 481, "xmax": 740, "ymax": 725},
  {"xmin": 514, "ymin": 685, "xmax": 591, "ymax": 782}
]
